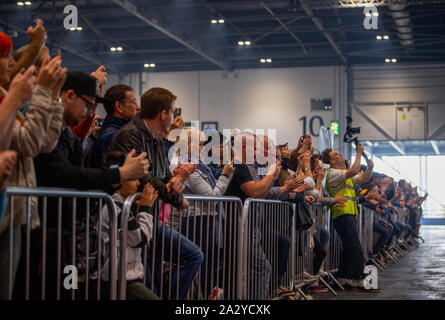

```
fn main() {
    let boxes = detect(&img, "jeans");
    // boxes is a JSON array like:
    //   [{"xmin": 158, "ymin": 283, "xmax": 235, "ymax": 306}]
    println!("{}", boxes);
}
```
[
  {"xmin": 249, "ymin": 229, "xmax": 271, "ymax": 300},
  {"xmin": 373, "ymin": 221, "xmax": 391, "ymax": 253},
  {"xmin": 180, "ymin": 215, "xmax": 227, "ymax": 299},
  {"xmin": 333, "ymin": 214, "xmax": 365, "ymax": 280},
  {"xmin": 146, "ymin": 222, "xmax": 203, "ymax": 300},
  {"xmin": 312, "ymin": 228, "xmax": 329, "ymax": 275}
]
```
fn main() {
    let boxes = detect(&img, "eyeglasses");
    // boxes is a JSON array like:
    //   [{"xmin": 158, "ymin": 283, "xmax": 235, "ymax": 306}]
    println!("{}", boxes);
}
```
[
  {"xmin": 121, "ymin": 98, "xmax": 138, "ymax": 105},
  {"xmin": 75, "ymin": 93, "xmax": 96, "ymax": 110}
]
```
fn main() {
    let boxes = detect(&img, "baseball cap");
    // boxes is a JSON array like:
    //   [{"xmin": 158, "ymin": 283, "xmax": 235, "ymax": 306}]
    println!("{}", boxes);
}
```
[{"xmin": 62, "ymin": 71, "xmax": 106, "ymax": 104}]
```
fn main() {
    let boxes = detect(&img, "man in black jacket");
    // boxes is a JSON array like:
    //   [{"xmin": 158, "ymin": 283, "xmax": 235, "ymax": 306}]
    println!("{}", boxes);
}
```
[{"xmin": 110, "ymin": 87, "xmax": 203, "ymax": 300}]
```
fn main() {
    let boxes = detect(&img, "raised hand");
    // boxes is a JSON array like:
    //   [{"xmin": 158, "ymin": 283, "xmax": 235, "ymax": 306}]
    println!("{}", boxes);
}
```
[
  {"xmin": 136, "ymin": 183, "xmax": 159, "ymax": 208},
  {"xmin": 27, "ymin": 19, "xmax": 46, "ymax": 47},
  {"xmin": 119, "ymin": 149, "xmax": 149, "ymax": 182},
  {"xmin": 8, "ymin": 66, "xmax": 37, "ymax": 105},
  {"xmin": 37, "ymin": 56, "xmax": 67, "ymax": 90}
]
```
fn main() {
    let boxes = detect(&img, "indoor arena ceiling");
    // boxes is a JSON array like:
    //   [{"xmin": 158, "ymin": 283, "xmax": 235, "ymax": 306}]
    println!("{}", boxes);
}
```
[{"xmin": 1, "ymin": 0, "xmax": 445, "ymax": 74}]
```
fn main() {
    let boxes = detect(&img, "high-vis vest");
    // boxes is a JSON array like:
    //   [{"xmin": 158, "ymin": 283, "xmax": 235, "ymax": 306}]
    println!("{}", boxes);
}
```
[{"xmin": 325, "ymin": 169, "xmax": 358, "ymax": 219}]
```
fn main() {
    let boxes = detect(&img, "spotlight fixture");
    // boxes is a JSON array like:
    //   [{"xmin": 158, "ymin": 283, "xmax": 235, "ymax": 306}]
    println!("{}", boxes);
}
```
[
  {"xmin": 266, "ymin": 58, "xmax": 272, "ymax": 63},
  {"xmin": 116, "ymin": 46, "xmax": 123, "ymax": 51},
  {"xmin": 76, "ymin": 27, "xmax": 82, "ymax": 31},
  {"xmin": 383, "ymin": 35, "xmax": 389, "ymax": 40},
  {"xmin": 150, "ymin": 63, "xmax": 155, "ymax": 67},
  {"xmin": 364, "ymin": 12, "xmax": 371, "ymax": 17},
  {"xmin": 144, "ymin": 63, "xmax": 156, "ymax": 68},
  {"xmin": 376, "ymin": 35, "xmax": 382, "ymax": 40},
  {"xmin": 373, "ymin": 12, "xmax": 379, "ymax": 16},
  {"xmin": 244, "ymin": 41, "xmax": 251, "ymax": 46},
  {"xmin": 218, "ymin": 19, "xmax": 225, "ymax": 23},
  {"xmin": 391, "ymin": 58, "xmax": 397, "ymax": 63},
  {"xmin": 260, "ymin": 58, "xmax": 266, "ymax": 63},
  {"xmin": 110, "ymin": 47, "xmax": 117, "ymax": 52},
  {"xmin": 238, "ymin": 41, "xmax": 245, "ymax": 46},
  {"xmin": 385, "ymin": 58, "xmax": 390, "ymax": 63},
  {"xmin": 144, "ymin": 64, "xmax": 149, "ymax": 68},
  {"xmin": 260, "ymin": 58, "xmax": 272, "ymax": 63},
  {"xmin": 211, "ymin": 19, "xmax": 218, "ymax": 24},
  {"xmin": 17, "ymin": 2, "xmax": 25, "ymax": 5}
]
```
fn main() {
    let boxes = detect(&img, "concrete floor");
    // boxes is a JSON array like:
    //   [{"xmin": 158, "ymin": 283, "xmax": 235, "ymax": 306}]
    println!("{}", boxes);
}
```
[{"xmin": 313, "ymin": 226, "xmax": 445, "ymax": 300}]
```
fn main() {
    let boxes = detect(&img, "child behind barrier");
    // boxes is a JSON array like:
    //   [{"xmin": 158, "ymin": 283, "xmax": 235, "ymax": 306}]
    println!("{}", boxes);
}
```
[{"xmin": 99, "ymin": 151, "xmax": 160, "ymax": 300}]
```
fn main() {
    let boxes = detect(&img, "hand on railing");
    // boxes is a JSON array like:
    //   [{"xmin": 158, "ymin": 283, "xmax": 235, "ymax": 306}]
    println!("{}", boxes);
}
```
[
  {"xmin": 0, "ymin": 151, "xmax": 17, "ymax": 191},
  {"xmin": 305, "ymin": 195, "xmax": 315, "ymax": 204},
  {"xmin": 334, "ymin": 195, "xmax": 347, "ymax": 208}
]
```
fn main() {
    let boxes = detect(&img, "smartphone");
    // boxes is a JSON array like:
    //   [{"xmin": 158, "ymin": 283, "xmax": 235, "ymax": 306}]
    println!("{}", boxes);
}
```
[
  {"xmin": 174, "ymin": 108, "xmax": 182, "ymax": 118},
  {"xmin": 94, "ymin": 118, "xmax": 104, "ymax": 127}
]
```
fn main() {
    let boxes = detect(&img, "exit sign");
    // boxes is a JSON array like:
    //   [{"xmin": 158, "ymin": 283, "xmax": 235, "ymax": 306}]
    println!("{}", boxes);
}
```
[{"xmin": 330, "ymin": 120, "xmax": 339, "ymax": 136}]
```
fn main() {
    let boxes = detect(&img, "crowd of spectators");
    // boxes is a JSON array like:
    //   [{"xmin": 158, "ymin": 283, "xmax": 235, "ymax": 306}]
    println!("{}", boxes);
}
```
[{"xmin": 0, "ymin": 20, "xmax": 427, "ymax": 300}]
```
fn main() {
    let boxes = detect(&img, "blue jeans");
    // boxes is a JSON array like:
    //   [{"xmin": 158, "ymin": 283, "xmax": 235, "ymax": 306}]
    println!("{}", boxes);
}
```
[{"xmin": 145, "ymin": 222, "xmax": 203, "ymax": 300}]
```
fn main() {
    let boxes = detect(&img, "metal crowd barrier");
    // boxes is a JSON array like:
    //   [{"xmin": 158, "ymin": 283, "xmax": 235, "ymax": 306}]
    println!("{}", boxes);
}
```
[
  {"xmin": 358, "ymin": 205, "xmax": 374, "ymax": 262},
  {"xmin": 2, "ymin": 187, "xmax": 119, "ymax": 300},
  {"xmin": 241, "ymin": 199, "xmax": 293, "ymax": 300},
  {"xmin": 118, "ymin": 194, "xmax": 244, "ymax": 300},
  {"xmin": 4, "ymin": 188, "xmax": 415, "ymax": 301}
]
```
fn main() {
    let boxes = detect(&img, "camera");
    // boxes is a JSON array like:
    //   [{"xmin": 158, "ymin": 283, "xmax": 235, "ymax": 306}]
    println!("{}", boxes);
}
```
[
  {"xmin": 343, "ymin": 116, "xmax": 369, "ymax": 161},
  {"xmin": 174, "ymin": 108, "xmax": 182, "ymax": 118}
]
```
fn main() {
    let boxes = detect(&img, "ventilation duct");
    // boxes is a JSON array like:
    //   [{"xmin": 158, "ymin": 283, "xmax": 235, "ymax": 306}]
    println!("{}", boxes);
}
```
[{"xmin": 388, "ymin": 2, "xmax": 414, "ymax": 47}]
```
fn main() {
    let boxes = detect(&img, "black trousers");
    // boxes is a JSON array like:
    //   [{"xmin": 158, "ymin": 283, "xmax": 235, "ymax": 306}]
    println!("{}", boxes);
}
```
[
  {"xmin": 333, "ymin": 214, "xmax": 364, "ymax": 280},
  {"xmin": 373, "ymin": 221, "xmax": 391, "ymax": 254}
]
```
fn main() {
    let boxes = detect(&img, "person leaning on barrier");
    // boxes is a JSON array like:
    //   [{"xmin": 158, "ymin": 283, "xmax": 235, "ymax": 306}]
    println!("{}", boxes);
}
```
[
  {"xmin": 169, "ymin": 127, "xmax": 234, "ymax": 298},
  {"xmin": 321, "ymin": 142, "xmax": 377, "ymax": 291},
  {"xmin": 110, "ymin": 87, "xmax": 204, "ymax": 300},
  {"xmin": 0, "ymin": 151, "xmax": 17, "ymax": 224},
  {"xmin": 0, "ymin": 33, "xmax": 67, "ymax": 298},
  {"xmin": 99, "ymin": 151, "xmax": 160, "ymax": 300}
]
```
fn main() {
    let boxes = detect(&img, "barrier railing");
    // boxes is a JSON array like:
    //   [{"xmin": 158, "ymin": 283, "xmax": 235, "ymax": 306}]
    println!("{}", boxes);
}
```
[
  {"xmin": 242, "ymin": 198, "xmax": 293, "ymax": 300},
  {"xmin": 2, "ymin": 188, "xmax": 419, "ymax": 300},
  {"xmin": 118, "ymin": 194, "xmax": 244, "ymax": 300},
  {"xmin": 3, "ymin": 187, "xmax": 118, "ymax": 300}
]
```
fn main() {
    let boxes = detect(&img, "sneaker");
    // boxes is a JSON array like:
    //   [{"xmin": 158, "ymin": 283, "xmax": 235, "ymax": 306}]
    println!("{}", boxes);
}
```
[
  {"xmin": 209, "ymin": 287, "xmax": 224, "ymax": 300},
  {"xmin": 309, "ymin": 285, "xmax": 328, "ymax": 293}
]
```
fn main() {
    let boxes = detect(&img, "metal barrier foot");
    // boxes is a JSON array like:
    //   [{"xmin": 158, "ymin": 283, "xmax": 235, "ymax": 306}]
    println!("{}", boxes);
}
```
[
  {"xmin": 297, "ymin": 287, "xmax": 310, "ymax": 300},
  {"xmin": 319, "ymin": 276, "xmax": 337, "ymax": 296},
  {"xmin": 370, "ymin": 258, "xmax": 385, "ymax": 272},
  {"xmin": 327, "ymin": 272, "xmax": 345, "ymax": 291}
]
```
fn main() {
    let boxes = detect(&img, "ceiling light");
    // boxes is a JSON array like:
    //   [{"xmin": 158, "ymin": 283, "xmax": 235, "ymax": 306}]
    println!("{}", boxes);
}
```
[
  {"xmin": 76, "ymin": 27, "xmax": 82, "ymax": 31},
  {"xmin": 260, "ymin": 58, "xmax": 266, "ymax": 63},
  {"xmin": 391, "ymin": 58, "xmax": 397, "ymax": 63},
  {"xmin": 150, "ymin": 63, "xmax": 155, "ymax": 67},
  {"xmin": 365, "ymin": 13, "xmax": 371, "ymax": 17},
  {"xmin": 383, "ymin": 35, "xmax": 389, "ymax": 40},
  {"xmin": 238, "ymin": 41, "xmax": 244, "ymax": 46},
  {"xmin": 144, "ymin": 64, "xmax": 149, "ymax": 68},
  {"xmin": 218, "ymin": 19, "xmax": 224, "ymax": 23},
  {"xmin": 385, "ymin": 58, "xmax": 390, "ymax": 63},
  {"xmin": 110, "ymin": 47, "xmax": 117, "ymax": 52},
  {"xmin": 17, "ymin": 2, "xmax": 24, "ymax": 5},
  {"xmin": 376, "ymin": 35, "xmax": 382, "ymax": 40},
  {"xmin": 266, "ymin": 58, "xmax": 272, "ymax": 63},
  {"xmin": 373, "ymin": 12, "xmax": 379, "ymax": 16},
  {"xmin": 244, "ymin": 41, "xmax": 251, "ymax": 46},
  {"xmin": 211, "ymin": 19, "xmax": 217, "ymax": 24},
  {"xmin": 117, "ymin": 46, "xmax": 123, "ymax": 51},
  {"xmin": 70, "ymin": 27, "xmax": 76, "ymax": 31}
]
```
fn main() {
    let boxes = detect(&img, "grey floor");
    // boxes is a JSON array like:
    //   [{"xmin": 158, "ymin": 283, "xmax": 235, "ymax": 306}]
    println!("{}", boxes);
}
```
[{"xmin": 313, "ymin": 225, "xmax": 445, "ymax": 300}]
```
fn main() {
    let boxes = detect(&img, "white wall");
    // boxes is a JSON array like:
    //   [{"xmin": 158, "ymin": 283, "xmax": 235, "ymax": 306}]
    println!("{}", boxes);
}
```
[
  {"xmin": 105, "ymin": 66, "xmax": 348, "ymax": 151},
  {"xmin": 352, "ymin": 63, "xmax": 445, "ymax": 140}
]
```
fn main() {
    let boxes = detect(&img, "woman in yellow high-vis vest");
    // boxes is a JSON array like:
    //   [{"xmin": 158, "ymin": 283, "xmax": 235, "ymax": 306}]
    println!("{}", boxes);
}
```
[{"xmin": 321, "ymin": 143, "xmax": 377, "ymax": 292}]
